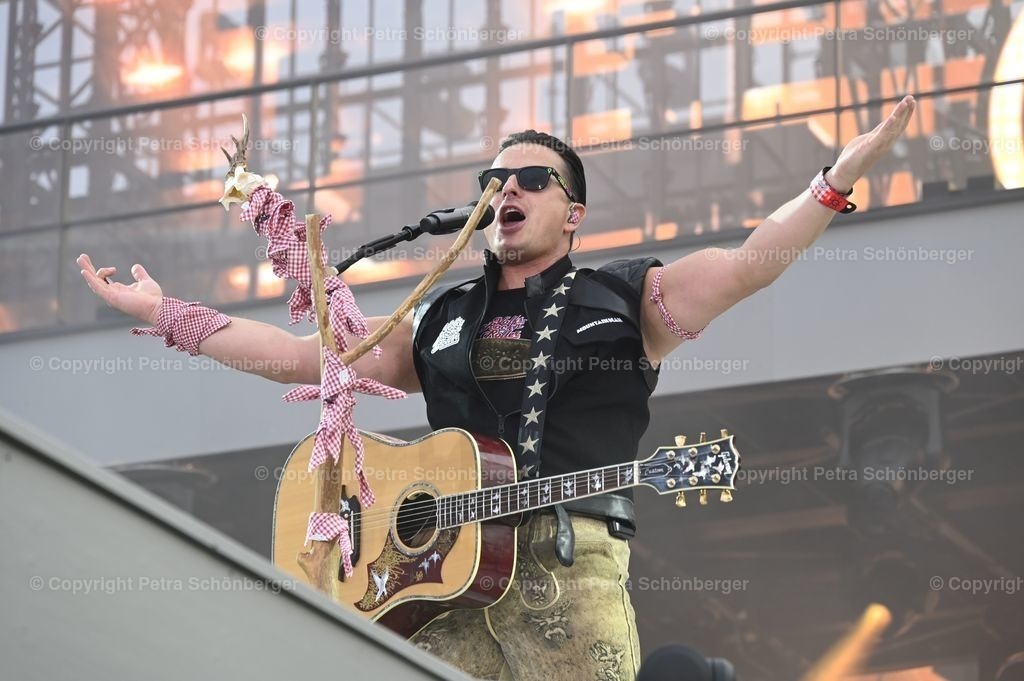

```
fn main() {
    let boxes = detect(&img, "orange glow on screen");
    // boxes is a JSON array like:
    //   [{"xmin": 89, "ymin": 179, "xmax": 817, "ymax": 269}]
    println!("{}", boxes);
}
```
[
  {"xmin": 577, "ymin": 227, "xmax": 644, "ymax": 252},
  {"xmin": 572, "ymin": 109, "xmax": 632, "ymax": 145},
  {"xmin": 989, "ymin": 11, "xmax": 1024, "ymax": 190},
  {"xmin": 122, "ymin": 60, "xmax": 184, "ymax": 89}
]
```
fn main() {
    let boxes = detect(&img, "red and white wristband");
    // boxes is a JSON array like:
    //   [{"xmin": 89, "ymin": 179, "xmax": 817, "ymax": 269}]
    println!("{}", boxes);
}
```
[
  {"xmin": 131, "ymin": 297, "xmax": 231, "ymax": 356},
  {"xmin": 810, "ymin": 166, "xmax": 857, "ymax": 214}
]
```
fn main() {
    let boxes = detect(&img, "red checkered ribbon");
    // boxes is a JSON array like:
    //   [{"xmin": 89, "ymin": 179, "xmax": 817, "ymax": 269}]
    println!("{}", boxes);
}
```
[
  {"xmin": 131, "ymin": 297, "xmax": 231, "ymax": 355},
  {"xmin": 241, "ymin": 185, "xmax": 317, "ymax": 281},
  {"xmin": 237, "ymin": 180, "xmax": 405, "ymax": 574},
  {"xmin": 240, "ymin": 186, "xmax": 382, "ymax": 355},
  {"xmin": 283, "ymin": 349, "xmax": 406, "ymax": 507},
  {"xmin": 305, "ymin": 511, "xmax": 355, "ymax": 577}
]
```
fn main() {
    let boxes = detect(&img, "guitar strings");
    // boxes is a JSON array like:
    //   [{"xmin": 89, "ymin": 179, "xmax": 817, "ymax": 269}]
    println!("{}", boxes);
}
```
[
  {"xmin": 305, "ymin": 455, "xmax": 731, "ymax": 536},
  {"xmin": 319, "ymin": 463, "xmax": 639, "ymax": 534},
  {"xmin": 321, "ymin": 469, "xmax": 626, "ymax": 534}
]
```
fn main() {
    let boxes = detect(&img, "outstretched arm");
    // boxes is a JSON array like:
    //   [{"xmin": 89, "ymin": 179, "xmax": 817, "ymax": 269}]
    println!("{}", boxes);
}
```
[
  {"xmin": 641, "ymin": 95, "xmax": 916, "ymax": 363},
  {"xmin": 77, "ymin": 253, "xmax": 420, "ymax": 391}
]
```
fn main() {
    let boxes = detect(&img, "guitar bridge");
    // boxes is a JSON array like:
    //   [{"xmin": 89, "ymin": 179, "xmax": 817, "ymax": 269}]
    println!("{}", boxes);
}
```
[{"xmin": 338, "ymin": 488, "xmax": 361, "ymax": 582}]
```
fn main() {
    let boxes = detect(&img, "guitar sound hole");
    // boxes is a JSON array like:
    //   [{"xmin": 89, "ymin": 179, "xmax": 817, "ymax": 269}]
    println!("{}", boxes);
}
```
[{"xmin": 396, "ymin": 492, "xmax": 438, "ymax": 548}]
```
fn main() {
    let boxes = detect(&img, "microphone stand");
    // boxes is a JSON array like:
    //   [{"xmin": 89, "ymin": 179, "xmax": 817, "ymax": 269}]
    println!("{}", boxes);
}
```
[
  {"xmin": 330, "ymin": 203, "xmax": 492, "ymax": 276},
  {"xmin": 329, "ymin": 223, "xmax": 425, "ymax": 276}
]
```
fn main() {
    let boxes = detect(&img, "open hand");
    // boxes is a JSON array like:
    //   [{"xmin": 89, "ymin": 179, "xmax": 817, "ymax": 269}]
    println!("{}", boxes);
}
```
[
  {"xmin": 77, "ymin": 253, "xmax": 163, "ymax": 325},
  {"xmin": 827, "ymin": 95, "xmax": 916, "ymax": 193}
]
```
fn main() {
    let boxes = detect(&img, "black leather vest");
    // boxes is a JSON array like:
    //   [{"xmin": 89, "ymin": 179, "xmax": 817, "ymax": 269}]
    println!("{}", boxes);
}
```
[{"xmin": 412, "ymin": 250, "xmax": 662, "ymax": 500}]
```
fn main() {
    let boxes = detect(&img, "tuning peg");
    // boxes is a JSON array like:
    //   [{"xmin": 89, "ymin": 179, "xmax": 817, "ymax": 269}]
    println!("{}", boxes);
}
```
[
  {"xmin": 675, "ymin": 492, "xmax": 687, "ymax": 508},
  {"xmin": 711, "ymin": 473, "xmax": 721, "ymax": 484},
  {"xmin": 674, "ymin": 435, "xmax": 687, "ymax": 447},
  {"xmin": 699, "ymin": 489, "xmax": 709, "ymax": 505},
  {"xmin": 689, "ymin": 475, "xmax": 698, "ymax": 486},
  {"xmin": 721, "ymin": 428, "xmax": 730, "ymax": 438},
  {"xmin": 720, "ymin": 489, "xmax": 733, "ymax": 503},
  {"xmin": 699, "ymin": 432, "xmax": 707, "ymax": 443}
]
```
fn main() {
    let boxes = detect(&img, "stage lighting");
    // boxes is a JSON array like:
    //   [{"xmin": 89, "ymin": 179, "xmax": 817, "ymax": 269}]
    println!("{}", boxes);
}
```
[
  {"xmin": 829, "ymin": 368, "xmax": 957, "ymax": 534},
  {"xmin": 854, "ymin": 552, "xmax": 939, "ymax": 637}
]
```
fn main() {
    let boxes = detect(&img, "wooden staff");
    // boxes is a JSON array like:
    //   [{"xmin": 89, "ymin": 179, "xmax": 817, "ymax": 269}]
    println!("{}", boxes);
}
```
[
  {"xmin": 296, "ymin": 177, "xmax": 502, "ymax": 594},
  {"xmin": 295, "ymin": 211, "xmax": 346, "ymax": 593}
]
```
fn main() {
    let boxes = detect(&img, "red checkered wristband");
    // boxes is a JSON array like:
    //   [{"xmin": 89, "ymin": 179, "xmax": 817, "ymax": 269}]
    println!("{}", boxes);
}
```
[
  {"xmin": 131, "ymin": 297, "xmax": 231, "ymax": 356},
  {"xmin": 810, "ymin": 166, "xmax": 856, "ymax": 214}
]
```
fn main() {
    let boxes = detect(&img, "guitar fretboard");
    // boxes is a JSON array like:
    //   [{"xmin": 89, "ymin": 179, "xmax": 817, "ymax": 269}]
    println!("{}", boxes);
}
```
[{"xmin": 435, "ymin": 462, "xmax": 637, "ymax": 529}]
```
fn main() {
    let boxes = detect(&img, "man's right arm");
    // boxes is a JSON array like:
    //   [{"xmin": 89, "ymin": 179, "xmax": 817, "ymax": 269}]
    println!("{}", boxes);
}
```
[
  {"xmin": 78, "ymin": 253, "xmax": 421, "ymax": 393},
  {"xmin": 201, "ymin": 314, "xmax": 421, "ymax": 392}
]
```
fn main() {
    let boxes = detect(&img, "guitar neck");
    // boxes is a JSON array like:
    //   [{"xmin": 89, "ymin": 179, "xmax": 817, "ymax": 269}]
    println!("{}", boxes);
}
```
[{"xmin": 435, "ymin": 461, "xmax": 639, "ymax": 529}]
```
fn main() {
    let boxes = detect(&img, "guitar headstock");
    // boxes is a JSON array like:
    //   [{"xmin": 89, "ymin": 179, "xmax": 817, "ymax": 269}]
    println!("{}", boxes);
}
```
[{"xmin": 637, "ymin": 430, "xmax": 741, "ymax": 507}]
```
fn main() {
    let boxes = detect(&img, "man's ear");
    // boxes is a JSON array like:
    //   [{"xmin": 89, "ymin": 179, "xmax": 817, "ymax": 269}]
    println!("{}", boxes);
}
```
[{"xmin": 566, "ymin": 202, "xmax": 585, "ymax": 229}]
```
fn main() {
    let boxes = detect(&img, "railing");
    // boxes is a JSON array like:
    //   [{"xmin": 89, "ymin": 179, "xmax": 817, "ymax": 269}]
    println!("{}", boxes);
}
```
[{"xmin": 0, "ymin": 0, "xmax": 1021, "ymax": 340}]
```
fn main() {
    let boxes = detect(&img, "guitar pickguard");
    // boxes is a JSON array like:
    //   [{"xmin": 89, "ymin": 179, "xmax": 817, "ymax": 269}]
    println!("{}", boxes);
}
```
[{"xmin": 356, "ymin": 528, "xmax": 460, "ymax": 612}]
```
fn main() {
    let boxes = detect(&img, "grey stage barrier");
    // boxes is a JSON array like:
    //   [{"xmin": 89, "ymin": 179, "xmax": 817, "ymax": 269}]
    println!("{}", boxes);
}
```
[{"xmin": 0, "ymin": 409, "xmax": 471, "ymax": 681}]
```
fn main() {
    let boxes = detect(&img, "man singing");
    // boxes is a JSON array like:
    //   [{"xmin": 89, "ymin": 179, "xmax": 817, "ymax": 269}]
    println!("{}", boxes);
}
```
[{"xmin": 78, "ymin": 95, "xmax": 914, "ymax": 681}]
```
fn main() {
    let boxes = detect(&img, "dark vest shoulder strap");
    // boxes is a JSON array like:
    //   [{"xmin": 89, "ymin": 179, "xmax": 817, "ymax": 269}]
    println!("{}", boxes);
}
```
[
  {"xmin": 596, "ymin": 256, "xmax": 663, "ymax": 299},
  {"xmin": 569, "ymin": 274, "xmax": 633, "ymax": 320},
  {"xmin": 569, "ymin": 270, "xmax": 646, "ymax": 330},
  {"xmin": 572, "ymin": 256, "xmax": 663, "ymax": 330}
]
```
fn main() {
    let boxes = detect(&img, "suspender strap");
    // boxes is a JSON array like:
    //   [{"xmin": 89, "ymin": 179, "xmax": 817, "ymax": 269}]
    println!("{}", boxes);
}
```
[{"xmin": 511, "ymin": 269, "xmax": 577, "ymax": 481}]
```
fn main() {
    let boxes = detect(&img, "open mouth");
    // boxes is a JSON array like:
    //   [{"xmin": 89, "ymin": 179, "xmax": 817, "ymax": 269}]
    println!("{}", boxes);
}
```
[{"xmin": 499, "ymin": 205, "xmax": 527, "ymax": 229}]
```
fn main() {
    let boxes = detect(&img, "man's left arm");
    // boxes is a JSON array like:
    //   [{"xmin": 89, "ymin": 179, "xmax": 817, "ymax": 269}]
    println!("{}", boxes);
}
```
[{"xmin": 641, "ymin": 95, "xmax": 916, "ymax": 363}]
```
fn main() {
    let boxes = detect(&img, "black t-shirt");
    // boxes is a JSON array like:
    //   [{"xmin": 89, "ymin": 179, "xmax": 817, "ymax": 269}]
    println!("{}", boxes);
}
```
[{"xmin": 470, "ymin": 287, "xmax": 531, "ymax": 417}]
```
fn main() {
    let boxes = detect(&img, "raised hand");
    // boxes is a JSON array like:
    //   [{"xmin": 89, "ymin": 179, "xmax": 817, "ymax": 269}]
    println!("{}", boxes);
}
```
[
  {"xmin": 827, "ymin": 95, "xmax": 916, "ymax": 193},
  {"xmin": 77, "ymin": 253, "xmax": 163, "ymax": 325}
]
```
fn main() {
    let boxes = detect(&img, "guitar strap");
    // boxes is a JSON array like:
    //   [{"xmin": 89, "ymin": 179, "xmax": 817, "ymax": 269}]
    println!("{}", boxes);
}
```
[{"xmin": 512, "ymin": 267, "xmax": 578, "ymax": 483}]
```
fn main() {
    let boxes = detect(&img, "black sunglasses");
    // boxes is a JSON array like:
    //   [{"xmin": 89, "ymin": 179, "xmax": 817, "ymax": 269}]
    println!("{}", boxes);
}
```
[{"xmin": 477, "ymin": 166, "xmax": 577, "ymax": 202}]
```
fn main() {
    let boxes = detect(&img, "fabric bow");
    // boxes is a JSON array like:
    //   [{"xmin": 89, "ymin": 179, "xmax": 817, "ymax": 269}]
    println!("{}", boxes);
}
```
[
  {"xmin": 305, "ymin": 511, "xmax": 355, "ymax": 577},
  {"xmin": 283, "ymin": 349, "xmax": 406, "ymax": 508}
]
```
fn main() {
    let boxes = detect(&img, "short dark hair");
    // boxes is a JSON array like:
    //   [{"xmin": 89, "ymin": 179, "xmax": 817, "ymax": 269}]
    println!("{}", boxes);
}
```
[{"xmin": 498, "ymin": 130, "xmax": 586, "ymax": 205}]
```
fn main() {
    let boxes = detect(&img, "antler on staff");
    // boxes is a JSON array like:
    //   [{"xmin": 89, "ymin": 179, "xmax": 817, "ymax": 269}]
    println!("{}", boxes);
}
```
[
  {"xmin": 218, "ymin": 113, "xmax": 265, "ymax": 210},
  {"xmin": 221, "ymin": 113, "xmax": 251, "ymax": 179}
]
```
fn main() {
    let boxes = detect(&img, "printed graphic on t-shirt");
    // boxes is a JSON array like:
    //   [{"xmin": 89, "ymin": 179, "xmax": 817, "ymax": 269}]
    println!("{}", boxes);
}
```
[
  {"xmin": 472, "ymin": 314, "xmax": 531, "ymax": 381},
  {"xmin": 479, "ymin": 315, "xmax": 526, "ymax": 339}
]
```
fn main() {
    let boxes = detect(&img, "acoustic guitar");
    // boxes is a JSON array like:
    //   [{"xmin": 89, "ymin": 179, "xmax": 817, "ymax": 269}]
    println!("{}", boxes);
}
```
[{"xmin": 273, "ymin": 428, "xmax": 740, "ymax": 638}]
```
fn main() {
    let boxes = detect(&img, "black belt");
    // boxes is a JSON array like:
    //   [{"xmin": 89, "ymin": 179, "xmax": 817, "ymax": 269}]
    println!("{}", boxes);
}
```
[{"xmin": 544, "ymin": 494, "xmax": 636, "ymax": 567}]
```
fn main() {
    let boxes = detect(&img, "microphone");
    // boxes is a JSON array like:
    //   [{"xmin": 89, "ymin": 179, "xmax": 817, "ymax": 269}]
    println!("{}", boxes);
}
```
[
  {"xmin": 419, "ymin": 201, "xmax": 495, "ymax": 235},
  {"xmin": 637, "ymin": 645, "xmax": 736, "ymax": 681},
  {"xmin": 329, "ymin": 201, "xmax": 496, "ymax": 275}
]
